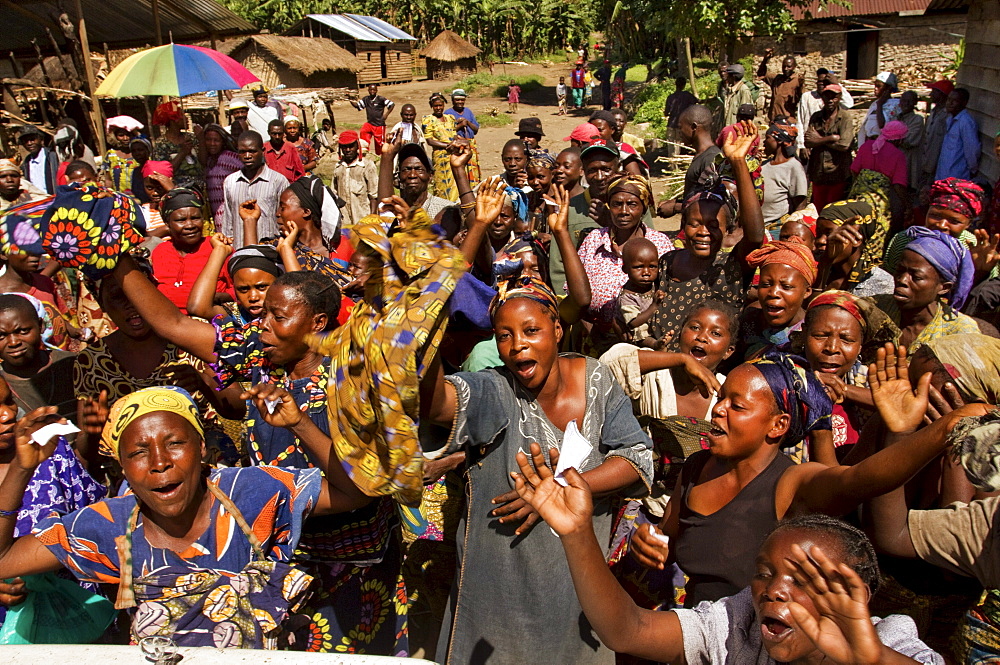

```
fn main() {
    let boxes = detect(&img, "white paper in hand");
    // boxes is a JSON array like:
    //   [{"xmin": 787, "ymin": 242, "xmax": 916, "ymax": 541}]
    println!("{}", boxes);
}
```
[
  {"xmin": 264, "ymin": 397, "xmax": 281, "ymax": 414},
  {"xmin": 31, "ymin": 421, "xmax": 81, "ymax": 446},
  {"xmin": 554, "ymin": 420, "xmax": 592, "ymax": 487}
]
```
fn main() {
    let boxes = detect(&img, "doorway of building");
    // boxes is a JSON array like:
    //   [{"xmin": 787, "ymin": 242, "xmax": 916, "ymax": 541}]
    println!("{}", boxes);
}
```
[
  {"xmin": 380, "ymin": 46, "xmax": 388, "ymax": 79},
  {"xmin": 846, "ymin": 29, "xmax": 879, "ymax": 79}
]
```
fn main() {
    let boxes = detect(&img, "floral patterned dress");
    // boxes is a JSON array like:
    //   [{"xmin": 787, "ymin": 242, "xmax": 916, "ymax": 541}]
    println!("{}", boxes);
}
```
[{"xmin": 421, "ymin": 113, "xmax": 458, "ymax": 202}]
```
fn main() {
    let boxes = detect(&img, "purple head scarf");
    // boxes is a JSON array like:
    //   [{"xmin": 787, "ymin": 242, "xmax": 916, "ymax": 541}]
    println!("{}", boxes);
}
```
[{"xmin": 902, "ymin": 226, "xmax": 975, "ymax": 310}]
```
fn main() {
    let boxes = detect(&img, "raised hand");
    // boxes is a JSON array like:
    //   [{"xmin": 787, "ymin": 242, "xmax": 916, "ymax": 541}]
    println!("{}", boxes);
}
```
[
  {"xmin": 450, "ymin": 141, "xmax": 473, "ymax": 169},
  {"xmin": 546, "ymin": 183, "xmax": 570, "ymax": 235},
  {"xmin": 786, "ymin": 544, "xmax": 884, "ymax": 665},
  {"xmin": 824, "ymin": 220, "xmax": 863, "ymax": 263},
  {"xmin": 77, "ymin": 389, "xmax": 109, "ymax": 436},
  {"xmin": 475, "ymin": 176, "xmax": 507, "ymax": 227},
  {"xmin": 511, "ymin": 441, "xmax": 594, "ymax": 537},
  {"xmin": 380, "ymin": 195, "xmax": 413, "ymax": 227},
  {"xmin": 241, "ymin": 384, "xmax": 302, "ymax": 429},
  {"xmin": 208, "ymin": 233, "xmax": 234, "ymax": 254},
  {"xmin": 238, "ymin": 199, "xmax": 262, "ymax": 226},
  {"xmin": 722, "ymin": 120, "xmax": 759, "ymax": 162},
  {"xmin": 276, "ymin": 219, "xmax": 301, "ymax": 253},
  {"xmin": 815, "ymin": 371, "xmax": 847, "ymax": 405},
  {"xmin": 970, "ymin": 229, "xmax": 1000, "ymax": 276},
  {"xmin": 868, "ymin": 343, "xmax": 930, "ymax": 434},
  {"xmin": 12, "ymin": 407, "xmax": 64, "ymax": 471}
]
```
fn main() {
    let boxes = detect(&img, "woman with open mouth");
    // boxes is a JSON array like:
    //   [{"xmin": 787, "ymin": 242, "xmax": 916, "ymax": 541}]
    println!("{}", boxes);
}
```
[
  {"xmin": 185, "ymin": 241, "xmax": 284, "ymax": 328},
  {"xmin": 627, "ymin": 343, "xmax": 990, "ymax": 611},
  {"xmin": 648, "ymin": 121, "xmax": 766, "ymax": 345},
  {"xmin": 742, "ymin": 239, "xmax": 817, "ymax": 359},
  {"xmin": 0, "ymin": 386, "xmax": 371, "ymax": 648},
  {"xmin": 511, "ymin": 442, "xmax": 945, "ymax": 664}
]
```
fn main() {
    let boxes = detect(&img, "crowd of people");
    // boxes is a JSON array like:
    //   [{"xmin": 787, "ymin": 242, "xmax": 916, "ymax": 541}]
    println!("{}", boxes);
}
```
[{"xmin": 1, "ymin": 47, "xmax": 1000, "ymax": 665}]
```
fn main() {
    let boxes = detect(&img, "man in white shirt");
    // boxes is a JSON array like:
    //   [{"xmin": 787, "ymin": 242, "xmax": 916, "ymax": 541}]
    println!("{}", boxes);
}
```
[
  {"xmin": 18, "ymin": 126, "xmax": 57, "ymax": 195},
  {"xmin": 222, "ymin": 130, "xmax": 290, "ymax": 249},
  {"xmin": 332, "ymin": 130, "xmax": 378, "ymax": 228},
  {"xmin": 245, "ymin": 86, "xmax": 283, "ymax": 138},
  {"xmin": 795, "ymin": 68, "xmax": 854, "ymax": 160}
]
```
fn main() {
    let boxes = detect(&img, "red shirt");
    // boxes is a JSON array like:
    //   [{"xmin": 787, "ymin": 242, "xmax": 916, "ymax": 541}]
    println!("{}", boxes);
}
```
[
  {"xmin": 150, "ymin": 238, "xmax": 232, "ymax": 313},
  {"xmin": 264, "ymin": 140, "xmax": 305, "ymax": 183}
]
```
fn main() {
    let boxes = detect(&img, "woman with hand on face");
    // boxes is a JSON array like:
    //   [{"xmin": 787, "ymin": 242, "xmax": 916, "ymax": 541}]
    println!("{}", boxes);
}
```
[
  {"xmin": 0, "ymin": 388, "xmax": 371, "ymax": 648},
  {"xmin": 813, "ymin": 199, "xmax": 896, "ymax": 298},
  {"xmin": 138, "ymin": 161, "xmax": 175, "ymax": 238},
  {"xmin": 648, "ymin": 121, "xmax": 766, "ymax": 346},
  {"xmin": 185, "ymin": 236, "xmax": 283, "ymax": 325}
]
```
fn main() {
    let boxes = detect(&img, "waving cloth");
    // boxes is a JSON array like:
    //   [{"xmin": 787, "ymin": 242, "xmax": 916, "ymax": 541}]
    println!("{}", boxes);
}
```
[
  {"xmin": 101, "ymin": 386, "xmax": 204, "ymax": 459},
  {"xmin": 1, "ymin": 183, "xmax": 144, "ymax": 279},
  {"xmin": 929, "ymin": 177, "xmax": 985, "ymax": 221},
  {"xmin": 948, "ymin": 409, "xmax": 1000, "ymax": 492},
  {"xmin": 489, "ymin": 274, "xmax": 560, "ymax": 322},
  {"xmin": 305, "ymin": 208, "xmax": 466, "ymax": 506},
  {"xmin": 871, "ymin": 119, "xmax": 907, "ymax": 155},
  {"xmin": 747, "ymin": 350, "xmax": 833, "ymax": 459},
  {"xmin": 818, "ymin": 199, "xmax": 884, "ymax": 285},
  {"xmin": 803, "ymin": 290, "xmax": 899, "ymax": 365},
  {"xmin": 902, "ymin": 226, "xmax": 975, "ymax": 310},
  {"xmin": 289, "ymin": 174, "xmax": 342, "ymax": 244},
  {"xmin": 607, "ymin": 174, "xmax": 653, "ymax": 212},
  {"xmin": 745, "ymin": 239, "xmax": 818, "ymax": 285},
  {"xmin": 923, "ymin": 334, "xmax": 1000, "ymax": 404}
]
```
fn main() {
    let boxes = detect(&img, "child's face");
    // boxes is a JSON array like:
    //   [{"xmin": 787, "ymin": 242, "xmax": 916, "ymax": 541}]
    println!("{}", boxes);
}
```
[
  {"xmin": 677, "ymin": 308, "xmax": 733, "ymax": 370},
  {"xmin": 401, "ymin": 106, "xmax": 416, "ymax": 123},
  {"xmin": 144, "ymin": 176, "xmax": 166, "ymax": 204},
  {"xmin": 559, "ymin": 77, "xmax": 565, "ymax": 84},
  {"xmin": 346, "ymin": 251, "xmax": 374, "ymax": 295},
  {"xmin": 553, "ymin": 152, "xmax": 582, "ymax": 187},
  {"xmin": 502, "ymin": 146, "xmax": 527, "ymax": 175},
  {"xmin": 778, "ymin": 222, "xmax": 814, "ymax": 250},
  {"xmin": 757, "ymin": 263, "xmax": 812, "ymax": 329},
  {"xmin": 622, "ymin": 246, "xmax": 658, "ymax": 290},
  {"xmin": 526, "ymin": 166, "xmax": 552, "ymax": 192}
]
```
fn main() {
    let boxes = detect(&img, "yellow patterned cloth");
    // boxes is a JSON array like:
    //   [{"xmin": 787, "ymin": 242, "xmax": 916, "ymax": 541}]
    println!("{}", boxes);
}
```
[
  {"xmin": 307, "ymin": 209, "xmax": 466, "ymax": 506},
  {"xmin": 100, "ymin": 386, "xmax": 204, "ymax": 459}
]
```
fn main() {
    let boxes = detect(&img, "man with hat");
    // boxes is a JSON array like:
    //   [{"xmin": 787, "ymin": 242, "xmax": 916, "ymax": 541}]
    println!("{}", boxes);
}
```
[
  {"xmin": 352, "ymin": 83, "xmax": 395, "ymax": 156},
  {"xmin": 377, "ymin": 139, "xmax": 460, "ymax": 235},
  {"xmin": 565, "ymin": 122, "xmax": 602, "ymax": 148},
  {"xmin": 721, "ymin": 63, "xmax": 754, "ymax": 128},
  {"xmin": 18, "ymin": 126, "xmax": 57, "ymax": 195},
  {"xmin": 920, "ymin": 79, "xmax": 956, "ymax": 191},
  {"xmin": 515, "ymin": 117, "xmax": 546, "ymax": 154},
  {"xmin": 0, "ymin": 158, "xmax": 47, "ymax": 211},
  {"xmin": 227, "ymin": 98, "xmax": 251, "ymax": 138},
  {"xmin": 857, "ymin": 71, "xmax": 901, "ymax": 147},
  {"xmin": 445, "ymin": 89, "xmax": 481, "ymax": 185},
  {"xmin": 246, "ymin": 86, "xmax": 283, "ymax": 138},
  {"xmin": 795, "ymin": 68, "xmax": 854, "ymax": 160},
  {"xmin": 332, "ymin": 130, "xmax": 378, "ymax": 228}
]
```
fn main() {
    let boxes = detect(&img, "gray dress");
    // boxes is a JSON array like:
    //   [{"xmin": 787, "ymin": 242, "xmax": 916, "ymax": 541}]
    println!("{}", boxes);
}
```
[{"xmin": 432, "ymin": 355, "xmax": 653, "ymax": 665}]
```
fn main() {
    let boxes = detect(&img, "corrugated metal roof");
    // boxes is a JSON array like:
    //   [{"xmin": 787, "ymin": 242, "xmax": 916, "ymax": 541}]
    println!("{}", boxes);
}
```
[
  {"xmin": 2, "ymin": 0, "xmax": 256, "ymax": 52},
  {"xmin": 790, "ymin": 0, "xmax": 936, "ymax": 20},
  {"xmin": 345, "ymin": 15, "xmax": 416, "ymax": 41},
  {"xmin": 305, "ymin": 15, "xmax": 391, "ymax": 42}
]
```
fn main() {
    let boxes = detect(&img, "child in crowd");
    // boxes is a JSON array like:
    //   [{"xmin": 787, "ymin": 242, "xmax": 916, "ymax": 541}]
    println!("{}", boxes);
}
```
[
  {"xmin": 556, "ymin": 76, "xmax": 568, "ymax": 115},
  {"xmin": 140, "ymin": 161, "xmax": 174, "ymax": 237},
  {"xmin": 614, "ymin": 237, "xmax": 663, "ymax": 344},
  {"xmin": 508, "ymin": 80, "xmax": 522, "ymax": 114},
  {"xmin": 779, "ymin": 218, "xmax": 816, "ymax": 250}
]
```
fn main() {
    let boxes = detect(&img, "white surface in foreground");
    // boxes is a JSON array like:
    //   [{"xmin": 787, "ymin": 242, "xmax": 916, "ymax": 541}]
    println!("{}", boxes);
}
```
[{"xmin": 0, "ymin": 645, "xmax": 437, "ymax": 664}]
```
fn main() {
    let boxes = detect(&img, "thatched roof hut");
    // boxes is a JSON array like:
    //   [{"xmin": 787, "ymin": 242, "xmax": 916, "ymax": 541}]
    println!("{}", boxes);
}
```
[
  {"xmin": 222, "ymin": 35, "xmax": 364, "ymax": 90},
  {"xmin": 422, "ymin": 30, "xmax": 480, "ymax": 80}
]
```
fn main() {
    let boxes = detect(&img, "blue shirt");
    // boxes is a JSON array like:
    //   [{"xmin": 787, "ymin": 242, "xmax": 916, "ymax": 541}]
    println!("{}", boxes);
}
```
[
  {"xmin": 935, "ymin": 109, "xmax": 980, "ymax": 181},
  {"xmin": 444, "ymin": 107, "xmax": 479, "ymax": 139}
]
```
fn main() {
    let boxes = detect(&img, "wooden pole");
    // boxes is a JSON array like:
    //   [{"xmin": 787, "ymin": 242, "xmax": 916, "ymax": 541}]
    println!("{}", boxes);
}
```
[
  {"xmin": 211, "ymin": 34, "xmax": 224, "ymax": 124},
  {"xmin": 684, "ymin": 38, "xmax": 697, "ymax": 99},
  {"xmin": 73, "ymin": 0, "xmax": 105, "ymax": 155},
  {"xmin": 151, "ymin": 0, "xmax": 163, "ymax": 46}
]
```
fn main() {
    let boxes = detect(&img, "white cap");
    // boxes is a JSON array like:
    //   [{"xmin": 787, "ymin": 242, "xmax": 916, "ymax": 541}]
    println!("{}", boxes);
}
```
[{"xmin": 228, "ymin": 98, "xmax": 249, "ymax": 110}]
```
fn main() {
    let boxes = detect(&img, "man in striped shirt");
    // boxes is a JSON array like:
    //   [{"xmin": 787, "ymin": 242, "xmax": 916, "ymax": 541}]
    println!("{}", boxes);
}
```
[{"xmin": 222, "ymin": 130, "xmax": 290, "ymax": 249}]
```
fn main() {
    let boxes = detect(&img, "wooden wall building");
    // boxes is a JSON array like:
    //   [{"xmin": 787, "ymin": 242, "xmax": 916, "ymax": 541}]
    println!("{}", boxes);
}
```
[
  {"xmin": 957, "ymin": 0, "xmax": 999, "ymax": 183},
  {"xmin": 284, "ymin": 14, "xmax": 416, "ymax": 86}
]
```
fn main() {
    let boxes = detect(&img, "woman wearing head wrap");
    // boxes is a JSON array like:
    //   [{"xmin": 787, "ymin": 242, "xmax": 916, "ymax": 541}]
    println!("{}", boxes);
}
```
[
  {"xmin": 851, "ymin": 119, "xmax": 910, "ymax": 244},
  {"xmin": 148, "ymin": 188, "xmax": 232, "ymax": 314},
  {"xmin": 200, "ymin": 123, "xmax": 241, "ymax": 227},
  {"xmin": 814, "ymin": 198, "xmax": 895, "ymax": 297},
  {"xmin": 858, "ymin": 72, "xmax": 901, "ymax": 147},
  {"xmin": 742, "ymin": 239, "xmax": 817, "ymax": 357},
  {"xmin": 872, "ymin": 226, "xmax": 980, "ymax": 354},
  {"xmin": 577, "ymin": 174, "xmax": 672, "ymax": 347},
  {"xmin": 101, "ymin": 116, "xmax": 144, "ymax": 198},
  {"xmin": 0, "ymin": 386, "xmax": 378, "ymax": 648},
  {"xmin": 649, "ymin": 122, "xmax": 766, "ymax": 343},
  {"xmin": 761, "ymin": 119, "xmax": 808, "ymax": 228},
  {"xmin": 138, "ymin": 160, "xmax": 174, "ymax": 235},
  {"xmin": 151, "ymin": 102, "xmax": 204, "ymax": 192},
  {"xmin": 282, "ymin": 115, "xmax": 317, "ymax": 173},
  {"xmin": 421, "ymin": 92, "xmax": 460, "ymax": 201},
  {"xmin": 793, "ymin": 290, "xmax": 900, "ymax": 461}
]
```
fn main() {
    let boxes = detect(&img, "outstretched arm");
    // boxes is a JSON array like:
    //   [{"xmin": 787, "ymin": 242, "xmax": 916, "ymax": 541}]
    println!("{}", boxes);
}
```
[
  {"xmin": 186, "ymin": 234, "xmax": 233, "ymax": 319},
  {"xmin": 512, "ymin": 443, "xmax": 685, "ymax": 662},
  {"xmin": 547, "ymin": 183, "xmax": 592, "ymax": 318},
  {"xmin": 112, "ymin": 254, "xmax": 218, "ymax": 363},
  {"xmin": 722, "ymin": 122, "xmax": 765, "ymax": 265},
  {"xmin": 460, "ymin": 175, "xmax": 505, "ymax": 275},
  {"xmin": 377, "ymin": 135, "xmax": 402, "ymax": 201}
]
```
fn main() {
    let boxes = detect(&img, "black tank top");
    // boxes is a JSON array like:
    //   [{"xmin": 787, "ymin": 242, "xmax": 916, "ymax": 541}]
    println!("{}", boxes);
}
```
[{"xmin": 674, "ymin": 449, "xmax": 794, "ymax": 607}]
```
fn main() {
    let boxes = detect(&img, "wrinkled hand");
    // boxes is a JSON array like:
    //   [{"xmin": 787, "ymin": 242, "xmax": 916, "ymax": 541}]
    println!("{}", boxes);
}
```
[
  {"xmin": 475, "ymin": 176, "xmax": 506, "ymax": 227},
  {"xmin": 0, "ymin": 578, "xmax": 27, "ymax": 608},
  {"xmin": 630, "ymin": 522, "xmax": 671, "ymax": 570},
  {"xmin": 241, "ymin": 384, "xmax": 303, "ymax": 429},
  {"xmin": 786, "ymin": 544, "xmax": 884, "ymax": 665},
  {"xmin": 238, "ymin": 199, "xmax": 262, "ymax": 225},
  {"xmin": 492, "ymin": 488, "xmax": 542, "ymax": 536},
  {"xmin": 381, "ymin": 133, "xmax": 402, "ymax": 159},
  {"xmin": 423, "ymin": 451, "xmax": 465, "ymax": 484},
  {"xmin": 546, "ymin": 183, "xmax": 570, "ymax": 234},
  {"xmin": 76, "ymin": 390, "xmax": 109, "ymax": 436},
  {"xmin": 722, "ymin": 120, "xmax": 759, "ymax": 162},
  {"xmin": 588, "ymin": 198, "xmax": 607, "ymax": 224},
  {"xmin": 511, "ymin": 442, "xmax": 594, "ymax": 537},
  {"xmin": 656, "ymin": 199, "xmax": 678, "ymax": 219},
  {"xmin": 815, "ymin": 371, "xmax": 847, "ymax": 405},
  {"xmin": 970, "ymin": 230, "xmax": 1000, "ymax": 276},
  {"xmin": 13, "ymin": 407, "xmax": 64, "ymax": 471},
  {"xmin": 824, "ymin": 219, "xmax": 863, "ymax": 263},
  {"xmin": 683, "ymin": 356, "xmax": 721, "ymax": 398},
  {"xmin": 868, "ymin": 343, "xmax": 930, "ymax": 434},
  {"xmin": 208, "ymin": 232, "xmax": 234, "ymax": 254}
]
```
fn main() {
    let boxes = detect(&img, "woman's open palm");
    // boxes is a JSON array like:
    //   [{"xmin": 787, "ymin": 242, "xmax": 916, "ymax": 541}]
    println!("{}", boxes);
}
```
[{"xmin": 513, "ymin": 442, "xmax": 594, "ymax": 537}]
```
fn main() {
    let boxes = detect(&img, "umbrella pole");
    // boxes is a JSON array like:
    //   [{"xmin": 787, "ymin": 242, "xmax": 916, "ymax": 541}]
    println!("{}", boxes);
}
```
[
  {"xmin": 211, "ymin": 34, "xmax": 224, "ymax": 124},
  {"xmin": 73, "ymin": 0, "xmax": 105, "ymax": 155}
]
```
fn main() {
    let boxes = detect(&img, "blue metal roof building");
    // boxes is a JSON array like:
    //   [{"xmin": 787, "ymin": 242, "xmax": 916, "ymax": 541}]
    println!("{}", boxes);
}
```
[{"xmin": 284, "ymin": 14, "xmax": 416, "ymax": 85}]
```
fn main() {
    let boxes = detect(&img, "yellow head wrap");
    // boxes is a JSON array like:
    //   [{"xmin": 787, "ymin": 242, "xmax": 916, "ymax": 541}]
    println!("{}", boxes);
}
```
[{"xmin": 100, "ymin": 386, "xmax": 204, "ymax": 459}]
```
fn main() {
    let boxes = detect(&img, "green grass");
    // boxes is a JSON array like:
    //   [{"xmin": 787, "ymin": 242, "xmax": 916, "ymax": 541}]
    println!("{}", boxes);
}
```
[
  {"xmin": 456, "ymin": 72, "xmax": 545, "ymax": 98},
  {"xmin": 624, "ymin": 64, "xmax": 648, "ymax": 83},
  {"xmin": 478, "ymin": 113, "xmax": 514, "ymax": 128}
]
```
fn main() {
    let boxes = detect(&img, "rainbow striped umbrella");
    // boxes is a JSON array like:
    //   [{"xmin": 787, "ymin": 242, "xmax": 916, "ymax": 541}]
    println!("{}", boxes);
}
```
[{"xmin": 95, "ymin": 44, "xmax": 259, "ymax": 97}]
